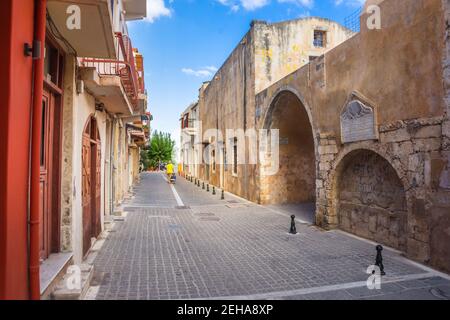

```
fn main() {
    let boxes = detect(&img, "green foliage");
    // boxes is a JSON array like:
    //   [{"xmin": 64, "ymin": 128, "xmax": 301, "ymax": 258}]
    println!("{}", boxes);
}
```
[
  {"xmin": 148, "ymin": 131, "xmax": 175, "ymax": 169},
  {"xmin": 139, "ymin": 145, "xmax": 151, "ymax": 170}
]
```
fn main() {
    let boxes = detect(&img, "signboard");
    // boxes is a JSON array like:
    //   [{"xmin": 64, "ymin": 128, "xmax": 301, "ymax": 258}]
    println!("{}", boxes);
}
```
[{"xmin": 341, "ymin": 100, "xmax": 377, "ymax": 144}]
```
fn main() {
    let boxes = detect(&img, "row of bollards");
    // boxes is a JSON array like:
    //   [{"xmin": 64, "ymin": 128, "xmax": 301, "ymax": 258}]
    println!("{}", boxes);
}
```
[{"xmin": 184, "ymin": 174, "xmax": 225, "ymax": 201}]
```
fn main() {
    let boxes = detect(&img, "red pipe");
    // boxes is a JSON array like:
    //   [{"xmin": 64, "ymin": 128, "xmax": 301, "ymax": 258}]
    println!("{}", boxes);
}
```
[{"xmin": 29, "ymin": 0, "xmax": 46, "ymax": 300}]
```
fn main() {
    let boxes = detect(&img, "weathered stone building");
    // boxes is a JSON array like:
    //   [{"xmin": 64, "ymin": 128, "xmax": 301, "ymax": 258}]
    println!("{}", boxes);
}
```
[{"xmin": 187, "ymin": 0, "xmax": 450, "ymax": 273}]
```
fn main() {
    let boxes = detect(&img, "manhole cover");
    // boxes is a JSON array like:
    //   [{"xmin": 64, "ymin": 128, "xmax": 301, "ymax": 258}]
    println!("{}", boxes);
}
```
[
  {"xmin": 199, "ymin": 217, "xmax": 221, "ymax": 222},
  {"xmin": 176, "ymin": 206, "xmax": 191, "ymax": 210},
  {"xmin": 226, "ymin": 204, "xmax": 248, "ymax": 208},
  {"xmin": 194, "ymin": 212, "xmax": 215, "ymax": 217}
]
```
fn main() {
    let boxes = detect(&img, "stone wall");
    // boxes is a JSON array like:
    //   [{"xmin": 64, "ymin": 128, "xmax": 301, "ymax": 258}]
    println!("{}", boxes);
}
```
[
  {"xmin": 253, "ymin": 18, "xmax": 351, "ymax": 94},
  {"xmin": 260, "ymin": 90, "xmax": 315, "ymax": 204},
  {"xmin": 198, "ymin": 17, "xmax": 352, "ymax": 202},
  {"xmin": 252, "ymin": 0, "xmax": 449, "ymax": 271},
  {"xmin": 337, "ymin": 150, "xmax": 407, "ymax": 251}
]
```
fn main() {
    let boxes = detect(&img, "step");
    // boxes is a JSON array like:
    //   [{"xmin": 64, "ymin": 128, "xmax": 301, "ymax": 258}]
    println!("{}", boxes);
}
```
[{"xmin": 51, "ymin": 264, "xmax": 94, "ymax": 300}]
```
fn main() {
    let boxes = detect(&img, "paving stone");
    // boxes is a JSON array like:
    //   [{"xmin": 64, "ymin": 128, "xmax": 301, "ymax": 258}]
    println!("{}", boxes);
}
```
[{"xmin": 90, "ymin": 173, "xmax": 449, "ymax": 300}]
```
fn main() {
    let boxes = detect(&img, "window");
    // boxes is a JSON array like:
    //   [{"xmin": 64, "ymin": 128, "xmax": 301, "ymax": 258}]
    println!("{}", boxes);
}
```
[
  {"xmin": 309, "ymin": 56, "xmax": 318, "ymax": 62},
  {"xmin": 313, "ymin": 30, "xmax": 326, "ymax": 48},
  {"xmin": 233, "ymin": 138, "xmax": 238, "ymax": 175}
]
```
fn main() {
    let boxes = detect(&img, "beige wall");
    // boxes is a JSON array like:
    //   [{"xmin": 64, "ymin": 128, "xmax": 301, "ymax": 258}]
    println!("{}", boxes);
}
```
[
  {"xmin": 254, "ymin": 18, "xmax": 351, "ymax": 93},
  {"xmin": 198, "ymin": 16, "xmax": 353, "ymax": 202},
  {"xmin": 198, "ymin": 0, "xmax": 449, "ymax": 272},
  {"xmin": 253, "ymin": 0, "xmax": 447, "ymax": 270}
]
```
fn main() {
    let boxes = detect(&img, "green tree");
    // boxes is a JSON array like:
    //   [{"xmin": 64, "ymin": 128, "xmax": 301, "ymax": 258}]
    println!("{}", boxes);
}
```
[
  {"xmin": 139, "ymin": 145, "xmax": 151, "ymax": 170},
  {"xmin": 148, "ymin": 131, "xmax": 175, "ymax": 169}
]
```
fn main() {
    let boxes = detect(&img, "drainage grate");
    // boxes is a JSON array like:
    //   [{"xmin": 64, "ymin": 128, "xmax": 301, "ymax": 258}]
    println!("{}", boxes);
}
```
[
  {"xmin": 194, "ymin": 212, "xmax": 215, "ymax": 217},
  {"xmin": 176, "ymin": 206, "xmax": 191, "ymax": 210},
  {"xmin": 199, "ymin": 217, "xmax": 221, "ymax": 222}
]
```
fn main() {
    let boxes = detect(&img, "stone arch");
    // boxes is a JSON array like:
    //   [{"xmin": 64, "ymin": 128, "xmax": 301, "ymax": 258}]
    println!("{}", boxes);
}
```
[
  {"xmin": 331, "ymin": 148, "xmax": 408, "ymax": 251},
  {"xmin": 259, "ymin": 87, "xmax": 317, "ymax": 223}
]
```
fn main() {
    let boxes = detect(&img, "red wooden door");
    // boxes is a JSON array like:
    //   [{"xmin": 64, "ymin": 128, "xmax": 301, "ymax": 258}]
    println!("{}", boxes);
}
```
[
  {"xmin": 82, "ymin": 117, "xmax": 102, "ymax": 256},
  {"xmin": 82, "ymin": 133, "xmax": 92, "ymax": 256},
  {"xmin": 39, "ymin": 91, "xmax": 55, "ymax": 260}
]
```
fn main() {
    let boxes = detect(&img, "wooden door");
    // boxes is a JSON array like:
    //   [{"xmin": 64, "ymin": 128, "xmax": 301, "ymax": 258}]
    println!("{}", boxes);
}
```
[
  {"xmin": 92, "ymin": 141, "xmax": 102, "ymax": 238},
  {"xmin": 82, "ymin": 117, "xmax": 102, "ymax": 256},
  {"xmin": 82, "ymin": 133, "xmax": 92, "ymax": 256},
  {"xmin": 39, "ymin": 93, "xmax": 51, "ymax": 260}
]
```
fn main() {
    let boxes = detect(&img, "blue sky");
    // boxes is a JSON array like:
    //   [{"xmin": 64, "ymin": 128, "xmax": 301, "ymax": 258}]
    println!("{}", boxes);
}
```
[{"xmin": 127, "ymin": 0, "xmax": 364, "ymax": 149}]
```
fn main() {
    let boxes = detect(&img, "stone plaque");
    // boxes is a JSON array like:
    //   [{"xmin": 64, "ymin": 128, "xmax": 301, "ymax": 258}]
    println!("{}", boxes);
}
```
[{"xmin": 341, "ymin": 100, "xmax": 377, "ymax": 144}]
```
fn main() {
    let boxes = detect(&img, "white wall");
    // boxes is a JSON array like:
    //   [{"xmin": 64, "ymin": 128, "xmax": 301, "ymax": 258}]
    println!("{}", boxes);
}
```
[{"xmin": 71, "ymin": 91, "xmax": 108, "ymax": 263}]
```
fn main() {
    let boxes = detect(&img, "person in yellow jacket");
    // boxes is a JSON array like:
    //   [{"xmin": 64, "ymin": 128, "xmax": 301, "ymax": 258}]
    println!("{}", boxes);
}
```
[{"xmin": 166, "ymin": 161, "xmax": 174, "ymax": 180}]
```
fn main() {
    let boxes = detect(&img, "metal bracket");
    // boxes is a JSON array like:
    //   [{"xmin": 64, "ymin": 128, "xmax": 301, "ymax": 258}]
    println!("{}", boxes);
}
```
[{"xmin": 24, "ymin": 40, "xmax": 41, "ymax": 59}]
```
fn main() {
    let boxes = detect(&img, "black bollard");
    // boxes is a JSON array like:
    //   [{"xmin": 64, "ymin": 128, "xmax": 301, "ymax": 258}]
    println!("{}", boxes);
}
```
[
  {"xmin": 198, "ymin": 180, "xmax": 201, "ymax": 187},
  {"xmin": 221, "ymin": 190, "xmax": 225, "ymax": 200},
  {"xmin": 290, "ymin": 215, "xmax": 297, "ymax": 234},
  {"xmin": 207, "ymin": 184, "xmax": 210, "ymax": 192},
  {"xmin": 202, "ymin": 182, "xmax": 205, "ymax": 190},
  {"xmin": 375, "ymin": 245, "xmax": 386, "ymax": 276},
  {"xmin": 212, "ymin": 186, "xmax": 216, "ymax": 195}
]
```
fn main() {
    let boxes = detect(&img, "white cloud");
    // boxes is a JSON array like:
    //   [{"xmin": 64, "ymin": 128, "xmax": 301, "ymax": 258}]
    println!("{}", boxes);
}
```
[
  {"xmin": 216, "ymin": 0, "xmax": 314, "ymax": 12},
  {"xmin": 334, "ymin": 0, "xmax": 365, "ymax": 7},
  {"xmin": 278, "ymin": 0, "xmax": 314, "ymax": 9},
  {"xmin": 181, "ymin": 66, "xmax": 218, "ymax": 78},
  {"xmin": 146, "ymin": 0, "xmax": 172, "ymax": 23}
]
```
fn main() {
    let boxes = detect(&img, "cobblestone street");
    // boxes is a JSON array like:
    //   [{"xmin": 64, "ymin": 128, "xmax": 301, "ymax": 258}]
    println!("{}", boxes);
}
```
[{"xmin": 87, "ymin": 173, "xmax": 450, "ymax": 300}]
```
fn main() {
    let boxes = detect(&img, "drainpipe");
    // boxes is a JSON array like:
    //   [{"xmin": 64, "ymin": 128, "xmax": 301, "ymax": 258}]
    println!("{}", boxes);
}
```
[{"xmin": 29, "ymin": 0, "xmax": 46, "ymax": 300}]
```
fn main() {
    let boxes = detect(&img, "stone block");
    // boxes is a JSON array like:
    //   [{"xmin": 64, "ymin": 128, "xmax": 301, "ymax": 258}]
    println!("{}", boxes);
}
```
[
  {"xmin": 319, "ymin": 162, "xmax": 331, "ymax": 171},
  {"xmin": 316, "ymin": 179, "xmax": 324, "ymax": 188},
  {"xmin": 368, "ymin": 214, "xmax": 377, "ymax": 233},
  {"xmin": 414, "ymin": 125, "xmax": 442, "ymax": 139},
  {"xmin": 443, "ymin": 120, "xmax": 450, "ymax": 138},
  {"xmin": 318, "ymin": 145, "xmax": 338, "ymax": 155},
  {"xmin": 390, "ymin": 141, "xmax": 413, "ymax": 156},
  {"xmin": 319, "ymin": 154, "xmax": 335, "ymax": 162},
  {"xmin": 413, "ymin": 138, "xmax": 442, "ymax": 152},
  {"xmin": 408, "ymin": 153, "xmax": 423, "ymax": 172},
  {"xmin": 407, "ymin": 238, "xmax": 430, "ymax": 263},
  {"xmin": 380, "ymin": 128, "xmax": 411, "ymax": 143}
]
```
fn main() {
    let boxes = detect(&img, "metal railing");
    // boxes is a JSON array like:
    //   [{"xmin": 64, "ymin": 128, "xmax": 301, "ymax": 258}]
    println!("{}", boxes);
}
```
[
  {"xmin": 182, "ymin": 119, "xmax": 197, "ymax": 129},
  {"xmin": 81, "ymin": 32, "xmax": 144, "ymax": 113},
  {"xmin": 344, "ymin": 6, "xmax": 363, "ymax": 35}
]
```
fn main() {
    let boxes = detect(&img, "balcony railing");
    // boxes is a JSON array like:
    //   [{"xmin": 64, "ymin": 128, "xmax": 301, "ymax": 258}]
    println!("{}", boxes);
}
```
[
  {"xmin": 182, "ymin": 119, "xmax": 197, "ymax": 129},
  {"xmin": 81, "ymin": 32, "xmax": 144, "ymax": 113}
]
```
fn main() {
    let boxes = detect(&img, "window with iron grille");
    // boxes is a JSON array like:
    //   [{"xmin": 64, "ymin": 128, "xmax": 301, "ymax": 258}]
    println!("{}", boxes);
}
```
[{"xmin": 313, "ymin": 30, "xmax": 326, "ymax": 48}]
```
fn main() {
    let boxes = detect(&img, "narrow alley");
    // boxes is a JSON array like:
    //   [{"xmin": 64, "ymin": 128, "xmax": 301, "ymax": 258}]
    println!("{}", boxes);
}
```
[{"xmin": 86, "ymin": 173, "xmax": 450, "ymax": 300}]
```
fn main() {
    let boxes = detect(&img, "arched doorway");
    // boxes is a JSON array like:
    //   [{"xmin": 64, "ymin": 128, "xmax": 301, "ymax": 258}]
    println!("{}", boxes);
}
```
[
  {"xmin": 262, "ymin": 90, "xmax": 316, "ymax": 222},
  {"xmin": 336, "ymin": 150, "xmax": 407, "ymax": 251},
  {"xmin": 82, "ymin": 116, "xmax": 102, "ymax": 257}
]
